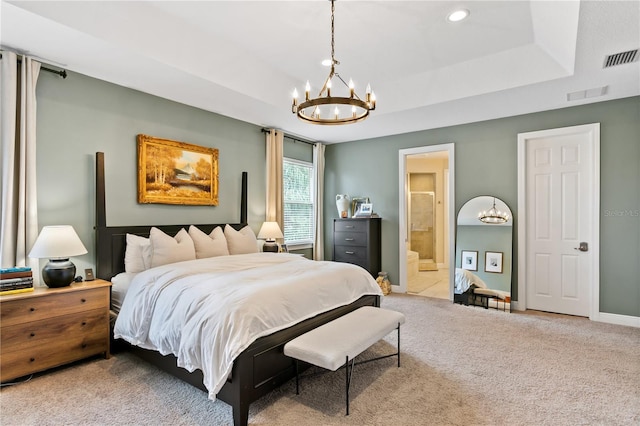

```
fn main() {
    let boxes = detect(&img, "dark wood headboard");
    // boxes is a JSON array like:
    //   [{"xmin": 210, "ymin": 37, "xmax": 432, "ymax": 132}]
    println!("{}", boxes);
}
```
[{"xmin": 94, "ymin": 152, "xmax": 248, "ymax": 280}]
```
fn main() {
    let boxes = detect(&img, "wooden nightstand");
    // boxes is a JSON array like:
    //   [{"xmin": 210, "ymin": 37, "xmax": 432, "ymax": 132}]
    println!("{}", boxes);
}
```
[{"xmin": 0, "ymin": 279, "xmax": 111, "ymax": 383}]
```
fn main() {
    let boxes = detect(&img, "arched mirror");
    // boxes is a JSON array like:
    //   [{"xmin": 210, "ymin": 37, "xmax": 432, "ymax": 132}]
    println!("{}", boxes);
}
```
[{"xmin": 454, "ymin": 196, "xmax": 513, "ymax": 311}]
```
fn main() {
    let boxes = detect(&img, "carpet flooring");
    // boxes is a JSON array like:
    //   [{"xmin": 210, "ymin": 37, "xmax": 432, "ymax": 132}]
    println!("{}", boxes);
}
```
[{"xmin": 2, "ymin": 294, "xmax": 639, "ymax": 425}]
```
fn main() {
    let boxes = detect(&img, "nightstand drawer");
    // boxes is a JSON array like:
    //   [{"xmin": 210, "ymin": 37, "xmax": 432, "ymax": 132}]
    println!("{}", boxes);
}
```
[
  {"xmin": 0, "ymin": 287, "xmax": 108, "ymax": 327},
  {"xmin": 333, "ymin": 231, "xmax": 367, "ymax": 246},
  {"xmin": 334, "ymin": 220, "xmax": 367, "ymax": 233},
  {"xmin": 1, "ymin": 309, "xmax": 108, "ymax": 355},
  {"xmin": 334, "ymin": 245, "xmax": 367, "ymax": 264},
  {"xmin": 0, "ymin": 328, "xmax": 108, "ymax": 382}
]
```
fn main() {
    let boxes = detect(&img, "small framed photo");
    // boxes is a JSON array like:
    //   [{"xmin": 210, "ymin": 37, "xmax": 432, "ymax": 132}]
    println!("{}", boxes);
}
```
[
  {"xmin": 355, "ymin": 203, "xmax": 373, "ymax": 217},
  {"xmin": 280, "ymin": 244, "xmax": 288, "ymax": 253},
  {"xmin": 461, "ymin": 250, "xmax": 478, "ymax": 271},
  {"xmin": 485, "ymin": 251, "xmax": 503, "ymax": 273},
  {"xmin": 351, "ymin": 197, "xmax": 370, "ymax": 218}
]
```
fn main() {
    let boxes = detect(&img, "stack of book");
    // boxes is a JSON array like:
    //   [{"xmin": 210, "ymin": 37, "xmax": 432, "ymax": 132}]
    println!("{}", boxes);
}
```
[{"xmin": 0, "ymin": 267, "xmax": 34, "ymax": 295}]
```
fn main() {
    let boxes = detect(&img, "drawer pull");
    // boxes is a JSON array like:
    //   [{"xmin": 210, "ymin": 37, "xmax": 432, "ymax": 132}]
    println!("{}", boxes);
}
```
[
  {"xmin": 344, "ymin": 238, "xmax": 354, "ymax": 241},
  {"xmin": 30, "ymin": 332, "xmax": 35, "ymax": 337},
  {"xmin": 30, "ymin": 307, "xmax": 35, "ymax": 312},
  {"xmin": 345, "ymin": 225, "xmax": 354, "ymax": 228},
  {"xmin": 30, "ymin": 358, "xmax": 35, "ymax": 363},
  {"xmin": 81, "ymin": 321, "xmax": 87, "ymax": 326},
  {"xmin": 81, "ymin": 343, "xmax": 87, "ymax": 349},
  {"xmin": 81, "ymin": 298, "xmax": 86, "ymax": 303},
  {"xmin": 345, "ymin": 251, "xmax": 355, "ymax": 255}
]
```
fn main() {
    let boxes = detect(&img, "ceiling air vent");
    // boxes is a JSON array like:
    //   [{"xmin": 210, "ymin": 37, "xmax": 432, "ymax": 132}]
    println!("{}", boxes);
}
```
[{"xmin": 603, "ymin": 49, "xmax": 638, "ymax": 68}]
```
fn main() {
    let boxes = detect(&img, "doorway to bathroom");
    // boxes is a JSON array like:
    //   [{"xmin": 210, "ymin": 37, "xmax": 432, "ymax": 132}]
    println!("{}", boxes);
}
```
[{"xmin": 398, "ymin": 144, "xmax": 455, "ymax": 299}]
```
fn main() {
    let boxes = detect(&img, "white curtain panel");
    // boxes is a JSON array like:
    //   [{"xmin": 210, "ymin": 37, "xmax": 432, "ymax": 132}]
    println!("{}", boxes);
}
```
[
  {"xmin": 0, "ymin": 52, "xmax": 40, "ymax": 282},
  {"xmin": 265, "ymin": 129, "xmax": 284, "ymax": 232},
  {"xmin": 313, "ymin": 143, "xmax": 325, "ymax": 260}
]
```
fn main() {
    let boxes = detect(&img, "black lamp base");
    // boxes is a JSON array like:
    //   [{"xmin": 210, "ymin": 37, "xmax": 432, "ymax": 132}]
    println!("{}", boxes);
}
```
[
  {"xmin": 42, "ymin": 259, "xmax": 76, "ymax": 288},
  {"xmin": 262, "ymin": 240, "xmax": 279, "ymax": 253}
]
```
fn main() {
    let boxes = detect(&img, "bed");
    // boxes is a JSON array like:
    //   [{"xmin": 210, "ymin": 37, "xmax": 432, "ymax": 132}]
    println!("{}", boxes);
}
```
[
  {"xmin": 453, "ymin": 268, "xmax": 510, "ymax": 310},
  {"xmin": 94, "ymin": 153, "xmax": 381, "ymax": 426}
]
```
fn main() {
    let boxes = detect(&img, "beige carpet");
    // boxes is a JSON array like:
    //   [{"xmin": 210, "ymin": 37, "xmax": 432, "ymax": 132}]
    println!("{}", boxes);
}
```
[{"xmin": 2, "ymin": 294, "xmax": 639, "ymax": 425}]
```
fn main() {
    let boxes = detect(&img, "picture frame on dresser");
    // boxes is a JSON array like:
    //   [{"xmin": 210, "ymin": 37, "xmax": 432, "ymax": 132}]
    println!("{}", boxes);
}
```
[{"xmin": 350, "ymin": 197, "xmax": 369, "ymax": 218}]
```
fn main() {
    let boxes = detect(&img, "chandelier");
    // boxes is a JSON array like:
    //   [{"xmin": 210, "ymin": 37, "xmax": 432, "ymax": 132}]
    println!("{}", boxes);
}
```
[
  {"xmin": 478, "ymin": 198, "xmax": 509, "ymax": 224},
  {"xmin": 291, "ymin": 0, "xmax": 376, "ymax": 125}
]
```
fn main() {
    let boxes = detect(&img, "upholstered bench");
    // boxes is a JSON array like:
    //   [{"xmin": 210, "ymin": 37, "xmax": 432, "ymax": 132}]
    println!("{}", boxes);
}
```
[{"xmin": 284, "ymin": 306, "xmax": 406, "ymax": 415}]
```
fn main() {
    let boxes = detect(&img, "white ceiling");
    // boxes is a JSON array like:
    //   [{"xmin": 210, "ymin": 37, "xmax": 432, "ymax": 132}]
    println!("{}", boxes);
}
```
[{"xmin": 2, "ymin": 1, "xmax": 639, "ymax": 144}]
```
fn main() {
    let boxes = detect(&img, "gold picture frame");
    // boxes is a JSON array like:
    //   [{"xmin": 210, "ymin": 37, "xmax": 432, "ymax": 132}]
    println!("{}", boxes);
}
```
[{"xmin": 137, "ymin": 134, "xmax": 219, "ymax": 206}]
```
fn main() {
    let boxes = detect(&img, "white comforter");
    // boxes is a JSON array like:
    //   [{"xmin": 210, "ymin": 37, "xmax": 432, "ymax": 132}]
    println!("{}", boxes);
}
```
[{"xmin": 114, "ymin": 253, "xmax": 382, "ymax": 399}]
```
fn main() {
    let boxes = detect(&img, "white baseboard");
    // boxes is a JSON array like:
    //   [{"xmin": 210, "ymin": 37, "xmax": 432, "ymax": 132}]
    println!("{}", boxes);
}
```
[{"xmin": 593, "ymin": 312, "xmax": 640, "ymax": 328}]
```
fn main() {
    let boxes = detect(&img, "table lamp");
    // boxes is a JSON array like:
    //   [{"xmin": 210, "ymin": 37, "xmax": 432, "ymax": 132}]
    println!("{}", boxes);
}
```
[
  {"xmin": 29, "ymin": 225, "xmax": 88, "ymax": 287},
  {"xmin": 258, "ymin": 221, "xmax": 283, "ymax": 253}
]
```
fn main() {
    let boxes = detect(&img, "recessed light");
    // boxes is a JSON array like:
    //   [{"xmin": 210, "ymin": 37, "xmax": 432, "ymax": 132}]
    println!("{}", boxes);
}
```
[{"xmin": 447, "ymin": 9, "xmax": 470, "ymax": 23}]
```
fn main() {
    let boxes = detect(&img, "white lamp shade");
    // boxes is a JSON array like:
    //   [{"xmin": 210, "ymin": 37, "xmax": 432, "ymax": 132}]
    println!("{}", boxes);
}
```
[
  {"xmin": 29, "ymin": 225, "xmax": 88, "ymax": 259},
  {"xmin": 257, "ymin": 222, "xmax": 283, "ymax": 240}
]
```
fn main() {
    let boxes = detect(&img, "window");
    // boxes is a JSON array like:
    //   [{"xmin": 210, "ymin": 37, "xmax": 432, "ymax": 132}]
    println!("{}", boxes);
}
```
[{"xmin": 283, "ymin": 158, "xmax": 314, "ymax": 246}]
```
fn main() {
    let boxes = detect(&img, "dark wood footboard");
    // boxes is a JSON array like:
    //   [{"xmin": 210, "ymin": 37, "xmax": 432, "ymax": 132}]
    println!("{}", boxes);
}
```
[{"xmin": 127, "ymin": 294, "xmax": 380, "ymax": 426}]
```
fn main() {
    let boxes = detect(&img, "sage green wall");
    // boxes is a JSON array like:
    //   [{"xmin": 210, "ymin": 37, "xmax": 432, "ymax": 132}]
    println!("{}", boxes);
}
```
[
  {"xmin": 324, "ymin": 96, "xmax": 640, "ymax": 317},
  {"xmin": 35, "ymin": 71, "xmax": 266, "ymax": 277}
]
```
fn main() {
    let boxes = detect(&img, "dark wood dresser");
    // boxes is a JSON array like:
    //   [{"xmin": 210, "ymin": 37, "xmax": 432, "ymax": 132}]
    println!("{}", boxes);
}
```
[{"xmin": 333, "ymin": 218, "xmax": 381, "ymax": 277}]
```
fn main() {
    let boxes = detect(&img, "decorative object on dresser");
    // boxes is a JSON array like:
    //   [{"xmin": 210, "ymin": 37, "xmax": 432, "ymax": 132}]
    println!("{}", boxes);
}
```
[
  {"xmin": 350, "ymin": 197, "xmax": 369, "ymax": 218},
  {"xmin": 333, "ymin": 218, "xmax": 381, "ymax": 277},
  {"xmin": 137, "ymin": 134, "xmax": 219, "ymax": 206},
  {"xmin": 0, "ymin": 267, "xmax": 34, "ymax": 295},
  {"xmin": 354, "ymin": 203, "xmax": 373, "ymax": 218},
  {"xmin": 0, "ymin": 279, "xmax": 111, "ymax": 383},
  {"xmin": 28, "ymin": 225, "xmax": 88, "ymax": 288},
  {"xmin": 257, "ymin": 221, "xmax": 283, "ymax": 253},
  {"xmin": 335, "ymin": 194, "xmax": 350, "ymax": 218}
]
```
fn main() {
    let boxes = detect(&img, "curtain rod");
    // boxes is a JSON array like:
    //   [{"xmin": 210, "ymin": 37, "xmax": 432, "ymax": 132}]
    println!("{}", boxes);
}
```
[
  {"xmin": 0, "ymin": 53, "xmax": 67, "ymax": 79},
  {"xmin": 260, "ymin": 128, "xmax": 316, "ymax": 146}
]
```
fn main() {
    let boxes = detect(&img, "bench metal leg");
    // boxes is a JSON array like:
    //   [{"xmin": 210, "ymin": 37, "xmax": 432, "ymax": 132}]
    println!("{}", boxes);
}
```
[
  {"xmin": 345, "ymin": 355, "xmax": 355, "ymax": 416},
  {"xmin": 397, "ymin": 323, "xmax": 401, "ymax": 368},
  {"xmin": 295, "ymin": 360, "xmax": 300, "ymax": 395}
]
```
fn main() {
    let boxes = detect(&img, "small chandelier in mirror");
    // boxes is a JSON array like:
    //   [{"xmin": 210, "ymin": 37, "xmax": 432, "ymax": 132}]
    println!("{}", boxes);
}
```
[
  {"xmin": 291, "ymin": 0, "xmax": 376, "ymax": 125},
  {"xmin": 478, "ymin": 198, "xmax": 509, "ymax": 224}
]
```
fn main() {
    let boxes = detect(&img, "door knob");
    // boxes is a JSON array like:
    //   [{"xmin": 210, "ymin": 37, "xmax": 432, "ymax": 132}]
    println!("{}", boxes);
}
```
[{"xmin": 574, "ymin": 242, "xmax": 589, "ymax": 252}]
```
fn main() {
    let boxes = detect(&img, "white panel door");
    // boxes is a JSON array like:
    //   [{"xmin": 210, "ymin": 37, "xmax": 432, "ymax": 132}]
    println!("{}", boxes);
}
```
[{"xmin": 522, "ymin": 124, "xmax": 598, "ymax": 316}]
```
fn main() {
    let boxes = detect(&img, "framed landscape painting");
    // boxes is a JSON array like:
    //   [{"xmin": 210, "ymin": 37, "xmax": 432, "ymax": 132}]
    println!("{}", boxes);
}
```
[{"xmin": 137, "ymin": 134, "xmax": 219, "ymax": 206}]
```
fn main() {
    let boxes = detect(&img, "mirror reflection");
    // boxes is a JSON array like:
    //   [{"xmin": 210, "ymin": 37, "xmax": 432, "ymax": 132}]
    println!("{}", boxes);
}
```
[{"xmin": 454, "ymin": 196, "xmax": 512, "ymax": 311}]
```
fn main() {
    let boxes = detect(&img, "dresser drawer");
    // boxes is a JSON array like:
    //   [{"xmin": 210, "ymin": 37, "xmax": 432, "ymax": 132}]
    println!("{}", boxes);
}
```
[
  {"xmin": 0, "ymin": 287, "xmax": 108, "ymax": 327},
  {"xmin": 334, "ymin": 245, "xmax": 368, "ymax": 265},
  {"xmin": 0, "ymin": 327, "xmax": 108, "ymax": 382},
  {"xmin": 1, "ymin": 309, "xmax": 108, "ymax": 355},
  {"xmin": 333, "ymin": 231, "xmax": 368, "ymax": 247},
  {"xmin": 334, "ymin": 220, "xmax": 367, "ymax": 233}
]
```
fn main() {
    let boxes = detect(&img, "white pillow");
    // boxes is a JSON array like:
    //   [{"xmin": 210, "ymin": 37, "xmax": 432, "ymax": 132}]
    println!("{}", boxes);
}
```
[
  {"xmin": 149, "ymin": 227, "xmax": 196, "ymax": 268},
  {"xmin": 224, "ymin": 225, "xmax": 259, "ymax": 255},
  {"xmin": 124, "ymin": 234, "xmax": 152, "ymax": 273},
  {"xmin": 189, "ymin": 225, "xmax": 229, "ymax": 258}
]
